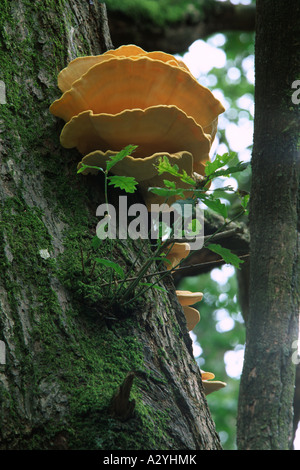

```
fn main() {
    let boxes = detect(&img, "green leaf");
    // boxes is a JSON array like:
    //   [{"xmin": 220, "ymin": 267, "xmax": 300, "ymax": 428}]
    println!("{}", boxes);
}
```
[
  {"xmin": 148, "ymin": 187, "xmax": 185, "ymax": 198},
  {"xmin": 155, "ymin": 156, "xmax": 196, "ymax": 187},
  {"xmin": 239, "ymin": 193, "xmax": 250, "ymax": 209},
  {"xmin": 206, "ymin": 243, "xmax": 244, "ymax": 269},
  {"xmin": 180, "ymin": 169, "xmax": 196, "ymax": 186},
  {"xmin": 212, "ymin": 161, "xmax": 250, "ymax": 179},
  {"xmin": 202, "ymin": 197, "xmax": 228, "ymax": 219},
  {"xmin": 155, "ymin": 155, "xmax": 180, "ymax": 177},
  {"xmin": 161, "ymin": 256, "xmax": 172, "ymax": 266},
  {"xmin": 91, "ymin": 235, "xmax": 102, "ymax": 249},
  {"xmin": 106, "ymin": 145, "xmax": 138, "ymax": 172},
  {"xmin": 208, "ymin": 186, "xmax": 235, "ymax": 197},
  {"xmin": 140, "ymin": 282, "xmax": 167, "ymax": 293},
  {"xmin": 77, "ymin": 163, "xmax": 105, "ymax": 174},
  {"xmin": 108, "ymin": 175, "xmax": 138, "ymax": 193},
  {"xmin": 204, "ymin": 152, "xmax": 237, "ymax": 176},
  {"xmin": 95, "ymin": 258, "xmax": 125, "ymax": 278},
  {"xmin": 77, "ymin": 165, "xmax": 87, "ymax": 174},
  {"xmin": 163, "ymin": 179, "xmax": 176, "ymax": 189}
]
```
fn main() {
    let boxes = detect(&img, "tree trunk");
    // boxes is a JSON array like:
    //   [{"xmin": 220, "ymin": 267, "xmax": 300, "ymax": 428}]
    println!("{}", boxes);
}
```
[
  {"xmin": 0, "ymin": 0, "xmax": 221, "ymax": 450},
  {"xmin": 237, "ymin": 0, "xmax": 300, "ymax": 450}
]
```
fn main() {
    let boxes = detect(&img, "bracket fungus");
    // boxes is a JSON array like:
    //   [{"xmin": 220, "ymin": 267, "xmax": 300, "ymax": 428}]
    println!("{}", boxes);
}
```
[
  {"xmin": 60, "ymin": 106, "xmax": 210, "ymax": 174},
  {"xmin": 56, "ymin": 44, "xmax": 190, "ymax": 93},
  {"xmin": 182, "ymin": 306, "xmax": 201, "ymax": 332},
  {"xmin": 175, "ymin": 290, "xmax": 203, "ymax": 306},
  {"xmin": 175, "ymin": 288, "xmax": 226, "ymax": 393},
  {"xmin": 50, "ymin": 44, "xmax": 224, "ymax": 208},
  {"xmin": 200, "ymin": 370, "xmax": 227, "ymax": 396},
  {"xmin": 175, "ymin": 288, "xmax": 203, "ymax": 331},
  {"xmin": 164, "ymin": 242, "xmax": 191, "ymax": 271},
  {"xmin": 50, "ymin": 54, "xmax": 224, "ymax": 140},
  {"xmin": 50, "ymin": 46, "xmax": 227, "ymax": 395}
]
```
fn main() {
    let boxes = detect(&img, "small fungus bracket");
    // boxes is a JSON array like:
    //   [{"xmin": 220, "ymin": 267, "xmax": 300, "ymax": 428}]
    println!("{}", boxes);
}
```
[{"xmin": 110, "ymin": 372, "xmax": 136, "ymax": 422}]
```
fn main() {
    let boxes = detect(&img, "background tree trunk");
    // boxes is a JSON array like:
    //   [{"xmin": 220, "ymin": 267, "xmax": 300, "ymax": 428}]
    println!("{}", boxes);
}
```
[
  {"xmin": 237, "ymin": 0, "xmax": 300, "ymax": 450},
  {"xmin": 0, "ymin": 0, "xmax": 221, "ymax": 450}
]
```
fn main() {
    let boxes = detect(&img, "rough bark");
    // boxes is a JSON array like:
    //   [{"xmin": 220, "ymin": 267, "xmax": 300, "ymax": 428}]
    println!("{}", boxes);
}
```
[
  {"xmin": 0, "ymin": 0, "xmax": 222, "ymax": 450},
  {"xmin": 106, "ymin": 1, "xmax": 255, "ymax": 54},
  {"xmin": 237, "ymin": 0, "xmax": 300, "ymax": 450}
]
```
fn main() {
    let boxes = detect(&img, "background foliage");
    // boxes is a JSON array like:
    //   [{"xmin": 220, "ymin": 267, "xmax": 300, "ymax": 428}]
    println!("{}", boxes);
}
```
[
  {"xmin": 176, "ymin": 28, "xmax": 254, "ymax": 449},
  {"xmin": 105, "ymin": 0, "xmax": 206, "ymax": 26}
]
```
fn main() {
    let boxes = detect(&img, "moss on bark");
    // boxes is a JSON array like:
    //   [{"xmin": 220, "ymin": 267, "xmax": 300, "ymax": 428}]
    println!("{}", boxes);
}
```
[{"xmin": 0, "ymin": 0, "xmax": 221, "ymax": 450}]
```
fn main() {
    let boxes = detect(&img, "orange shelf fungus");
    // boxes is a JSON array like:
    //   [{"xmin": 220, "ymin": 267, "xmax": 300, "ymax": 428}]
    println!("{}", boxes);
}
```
[
  {"xmin": 175, "ymin": 291, "xmax": 226, "ymax": 392},
  {"xmin": 200, "ymin": 370, "xmax": 227, "ymax": 395},
  {"xmin": 50, "ymin": 56, "xmax": 224, "ymax": 141},
  {"xmin": 164, "ymin": 243, "xmax": 190, "ymax": 271},
  {"xmin": 201, "ymin": 370, "xmax": 216, "ymax": 381},
  {"xmin": 182, "ymin": 306, "xmax": 200, "ymax": 332},
  {"xmin": 175, "ymin": 289, "xmax": 203, "ymax": 331},
  {"xmin": 50, "ymin": 44, "xmax": 225, "ymax": 207},
  {"xmin": 57, "ymin": 44, "xmax": 190, "ymax": 93},
  {"xmin": 60, "ymin": 106, "xmax": 210, "ymax": 174},
  {"xmin": 175, "ymin": 290, "xmax": 203, "ymax": 306}
]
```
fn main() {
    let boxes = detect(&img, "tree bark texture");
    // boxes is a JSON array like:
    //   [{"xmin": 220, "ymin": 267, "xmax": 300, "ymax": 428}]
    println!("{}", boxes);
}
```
[
  {"xmin": 0, "ymin": 0, "xmax": 222, "ymax": 450},
  {"xmin": 237, "ymin": 0, "xmax": 300, "ymax": 450},
  {"xmin": 106, "ymin": 0, "xmax": 255, "ymax": 54}
]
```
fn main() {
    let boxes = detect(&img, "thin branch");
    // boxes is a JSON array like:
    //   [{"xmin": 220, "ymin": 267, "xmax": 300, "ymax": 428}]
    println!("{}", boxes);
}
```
[
  {"xmin": 98, "ymin": 253, "xmax": 250, "ymax": 289},
  {"xmin": 164, "ymin": 227, "xmax": 243, "ymax": 246}
]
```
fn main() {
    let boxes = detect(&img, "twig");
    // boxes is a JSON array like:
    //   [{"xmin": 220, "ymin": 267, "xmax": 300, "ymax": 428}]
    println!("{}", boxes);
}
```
[
  {"xmin": 163, "ymin": 227, "xmax": 243, "ymax": 246},
  {"xmin": 98, "ymin": 253, "xmax": 250, "ymax": 289}
]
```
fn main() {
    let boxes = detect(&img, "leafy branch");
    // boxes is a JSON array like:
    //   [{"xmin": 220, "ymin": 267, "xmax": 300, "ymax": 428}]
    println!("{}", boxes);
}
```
[
  {"xmin": 76, "ymin": 147, "xmax": 250, "ymax": 308},
  {"xmin": 149, "ymin": 152, "xmax": 250, "ymax": 270}
]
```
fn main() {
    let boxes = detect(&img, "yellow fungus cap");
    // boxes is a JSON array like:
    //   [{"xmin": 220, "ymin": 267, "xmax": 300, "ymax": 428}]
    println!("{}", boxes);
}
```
[
  {"xmin": 164, "ymin": 242, "xmax": 190, "ymax": 270},
  {"xmin": 202, "ymin": 380, "xmax": 227, "ymax": 395},
  {"xmin": 200, "ymin": 370, "xmax": 215, "ymax": 381},
  {"xmin": 182, "ymin": 306, "xmax": 200, "ymax": 331},
  {"xmin": 57, "ymin": 44, "xmax": 191, "ymax": 92},
  {"xmin": 200, "ymin": 369, "xmax": 227, "ymax": 395},
  {"xmin": 50, "ymin": 56, "xmax": 224, "ymax": 141},
  {"xmin": 175, "ymin": 290, "xmax": 203, "ymax": 306},
  {"xmin": 50, "ymin": 44, "xmax": 225, "ymax": 206},
  {"xmin": 60, "ymin": 106, "xmax": 211, "ymax": 174}
]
